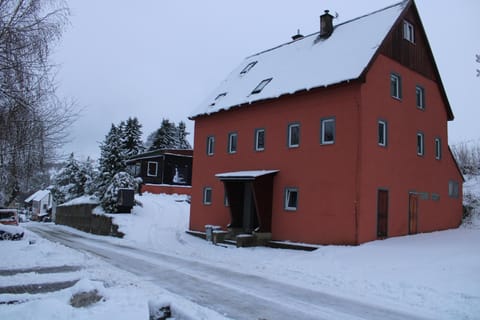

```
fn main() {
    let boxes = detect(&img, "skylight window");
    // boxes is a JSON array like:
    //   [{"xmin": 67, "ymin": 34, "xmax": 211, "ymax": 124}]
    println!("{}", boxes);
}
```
[
  {"xmin": 251, "ymin": 78, "xmax": 272, "ymax": 95},
  {"xmin": 240, "ymin": 61, "xmax": 257, "ymax": 75},
  {"xmin": 209, "ymin": 92, "xmax": 227, "ymax": 106}
]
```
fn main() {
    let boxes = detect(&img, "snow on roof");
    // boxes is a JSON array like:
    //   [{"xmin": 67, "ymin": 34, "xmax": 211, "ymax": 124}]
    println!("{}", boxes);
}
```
[
  {"xmin": 216, "ymin": 170, "xmax": 279, "ymax": 180},
  {"xmin": 24, "ymin": 190, "xmax": 50, "ymax": 203},
  {"xmin": 191, "ymin": 1, "xmax": 406, "ymax": 118}
]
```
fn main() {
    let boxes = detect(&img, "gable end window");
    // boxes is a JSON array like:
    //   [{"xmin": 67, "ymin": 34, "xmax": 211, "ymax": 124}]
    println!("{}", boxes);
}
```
[
  {"xmin": 287, "ymin": 123, "xmax": 300, "ymax": 148},
  {"xmin": 391, "ymin": 73, "xmax": 402, "ymax": 99},
  {"xmin": 255, "ymin": 128, "xmax": 265, "ymax": 151},
  {"xmin": 240, "ymin": 61, "xmax": 257, "ymax": 75},
  {"xmin": 147, "ymin": 161, "xmax": 158, "ymax": 177},
  {"xmin": 435, "ymin": 137, "xmax": 442, "ymax": 160},
  {"xmin": 403, "ymin": 20, "xmax": 415, "ymax": 43},
  {"xmin": 416, "ymin": 86, "xmax": 425, "ymax": 110},
  {"xmin": 203, "ymin": 187, "xmax": 212, "ymax": 205},
  {"xmin": 320, "ymin": 118, "xmax": 336, "ymax": 145},
  {"xmin": 378, "ymin": 120, "xmax": 388, "ymax": 147},
  {"xmin": 251, "ymin": 78, "xmax": 272, "ymax": 94},
  {"xmin": 228, "ymin": 132, "xmax": 238, "ymax": 154},
  {"xmin": 417, "ymin": 132, "xmax": 424, "ymax": 156},
  {"xmin": 206, "ymin": 136, "xmax": 215, "ymax": 156},
  {"xmin": 284, "ymin": 187, "xmax": 298, "ymax": 211}
]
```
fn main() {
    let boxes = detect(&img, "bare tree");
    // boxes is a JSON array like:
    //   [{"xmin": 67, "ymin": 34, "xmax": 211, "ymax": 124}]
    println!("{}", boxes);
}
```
[{"xmin": 0, "ymin": 0, "xmax": 77, "ymax": 206}]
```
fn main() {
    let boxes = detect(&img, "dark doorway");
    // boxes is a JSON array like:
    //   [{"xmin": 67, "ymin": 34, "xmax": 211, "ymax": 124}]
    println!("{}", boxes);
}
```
[
  {"xmin": 217, "ymin": 170, "xmax": 277, "ymax": 234},
  {"xmin": 377, "ymin": 189, "xmax": 389, "ymax": 238},
  {"xmin": 409, "ymin": 193, "xmax": 418, "ymax": 234}
]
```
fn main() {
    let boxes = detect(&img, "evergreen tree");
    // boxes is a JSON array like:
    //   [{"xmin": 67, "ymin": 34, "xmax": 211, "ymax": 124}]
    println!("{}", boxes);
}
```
[
  {"xmin": 122, "ymin": 117, "xmax": 145, "ymax": 157},
  {"xmin": 51, "ymin": 153, "xmax": 96, "ymax": 204},
  {"xmin": 101, "ymin": 171, "xmax": 138, "ymax": 212},
  {"xmin": 148, "ymin": 119, "xmax": 177, "ymax": 151},
  {"xmin": 177, "ymin": 121, "xmax": 192, "ymax": 149},
  {"xmin": 97, "ymin": 124, "xmax": 126, "ymax": 196}
]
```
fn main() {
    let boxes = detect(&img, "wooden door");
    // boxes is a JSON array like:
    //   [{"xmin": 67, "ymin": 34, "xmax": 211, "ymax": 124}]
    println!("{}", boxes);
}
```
[
  {"xmin": 409, "ymin": 193, "xmax": 418, "ymax": 234},
  {"xmin": 377, "ymin": 190, "xmax": 389, "ymax": 238}
]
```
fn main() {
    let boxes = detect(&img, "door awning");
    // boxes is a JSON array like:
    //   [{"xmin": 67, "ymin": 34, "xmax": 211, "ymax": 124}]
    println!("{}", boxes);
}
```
[{"xmin": 216, "ymin": 170, "xmax": 279, "ymax": 181}]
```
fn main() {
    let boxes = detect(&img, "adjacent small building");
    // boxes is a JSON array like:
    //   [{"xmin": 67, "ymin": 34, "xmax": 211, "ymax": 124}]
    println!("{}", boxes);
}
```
[
  {"xmin": 25, "ymin": 189, "xmax": 53, "ymax": 221},
  {"xmin": 126, "ymin": 149, "xmax": 193, "ymax": 195},
  {"xmin": 188, "ymin": 0, "xmax": 463, "ymax": 245}
]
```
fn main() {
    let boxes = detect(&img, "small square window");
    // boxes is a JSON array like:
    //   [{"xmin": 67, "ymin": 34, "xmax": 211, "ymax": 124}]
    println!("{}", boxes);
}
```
[
  {"xmin": 417, "ymin": 132, "xmax": 424, "ymax": 156},
  {"xmin": 416, "ymin": 86, "xmax": 425, "ymax": 109},
  {"xmin": 288, "ymin": 123, "xmax": 300, "ymax": 148},
  {"xmin": 147, "ymin": 161, "xmax": 158, "ymax": 177},
  {"xmin": 206, "ymin": 136, "xmax": 215, "ymax": 155},
  {"xmin": 284, "ymin": 187, "xmax": 298, "ymax": 211},
  {"xmin": 255, "ymin": 128, "xmax": 265, "ymax": 151},
  {"xmin": 240, "ymin": 61, "xmax": 257, "ymax": 75},
  {"xmin": 321, "ymin": 118, "xmax": 335, "ymax": 145},
  {"xmin": 251, "ymin": 78, "xmax": 272, "ymax": 94},
  {"xmin": 391, "ymin": 73, "xmax": 402, "ymax": 99},
  {"xmin": 203, "ymin": 187, "xmax": 212, "ymax": 205},
  {"xmin": 403, "ymin": 20, "xmax": 415, "ymax": 43},
  {"xmin": 228, "ymin": 132, "xmax": 238, "ymax": 154},
  {"xmin": 448, "ymin": 181, "xmax": 459, "ymax": 198},
  {"xmin": 435, "ymin": 138, "xmax": 442, "ymax": 160},
  {"xmin": 378, "ymin": 120, "xmax": 388, "ymax": 147}
]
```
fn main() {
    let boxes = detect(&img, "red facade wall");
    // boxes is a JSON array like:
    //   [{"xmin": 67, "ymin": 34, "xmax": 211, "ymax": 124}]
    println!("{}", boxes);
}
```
[
  {"xmin": 356, "ymin": 54, "xmax": 462, "ymax": 243},
  {"xmin": 190, "ymin": 84, "xmax": 365, "ymax": 244}
]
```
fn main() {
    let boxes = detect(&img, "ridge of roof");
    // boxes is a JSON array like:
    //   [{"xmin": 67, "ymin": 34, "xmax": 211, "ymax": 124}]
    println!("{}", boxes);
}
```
[{"xmin": 247, "ymin": 0, "xmax": 407, "ymax": 60}]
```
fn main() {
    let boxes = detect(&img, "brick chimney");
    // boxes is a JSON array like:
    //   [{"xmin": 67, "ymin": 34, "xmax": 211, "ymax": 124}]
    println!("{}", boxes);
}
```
[{"xmin": 320, "ymin": 10, "xmax": 334, "ymax": 38}]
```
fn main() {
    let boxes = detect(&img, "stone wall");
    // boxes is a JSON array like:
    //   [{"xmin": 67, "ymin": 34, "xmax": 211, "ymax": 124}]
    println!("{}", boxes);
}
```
[{"xmin": 55, "ymin": 204, "xmax": 124, "ymax": 238}]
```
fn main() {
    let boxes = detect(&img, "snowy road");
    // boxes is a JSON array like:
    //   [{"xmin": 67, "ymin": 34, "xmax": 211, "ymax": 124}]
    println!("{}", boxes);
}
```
[{"xmin": 27, "ymin": 224, "xmax": 430, "ymax": 320}]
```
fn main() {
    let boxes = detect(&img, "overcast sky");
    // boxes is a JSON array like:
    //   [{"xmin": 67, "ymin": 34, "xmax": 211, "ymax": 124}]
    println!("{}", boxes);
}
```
[{"xmin": 54, "ymin": 0, "xmax": 480, "ymax": 160}]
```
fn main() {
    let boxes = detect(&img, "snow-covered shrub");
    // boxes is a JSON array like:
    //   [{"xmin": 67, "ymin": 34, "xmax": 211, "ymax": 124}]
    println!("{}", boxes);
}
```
[{"xmin": 101, "ymin": 171, "xmax": 138, "ymax": 213}]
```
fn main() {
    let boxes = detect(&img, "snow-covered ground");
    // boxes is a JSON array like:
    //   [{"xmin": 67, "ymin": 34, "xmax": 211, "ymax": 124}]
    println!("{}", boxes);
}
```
[{"xmin": 1, "ymin": 185, "xmax": 479, "ymax": 319}]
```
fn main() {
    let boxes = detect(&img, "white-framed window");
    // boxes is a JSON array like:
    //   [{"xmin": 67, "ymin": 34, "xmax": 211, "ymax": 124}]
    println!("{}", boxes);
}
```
[
  {"xmin": 207, "ymin": 136, "xmax": 215, "ymax": 156},
  {"xmin": 448, "ymin": 180, "xmax": 459, "ymax": 198},
  {"xmin": 228, "ymin": 132, "xmax": 238, "ymax": 154},
  {"xmin": 403, "ymin": 20, "xmax": 415, "ymax": 43},
  {"xmin": 147, "ymin": 161, "xmax": 158, "ymax": 177},
  {"xmin": 284, "ymin": 187, "xmax": 298, "ymax": 211},
  {"xmin": 435, "ymin": 137, "xmax": 442, "ymax": 160},
  {"xmin": 251, "ymin": 78, "xmax": 272, "ymax": 94},
  {"xmin": 391, "ymin": 73, "xmax": 402, "ymax": 99},
  {"xmin": 240, "ymin": 61, "xmax": 257, "ymax": 75},
  {"xmin": 203, "ymin": 187, "xmax": 212, "ymax": 205},
  {"xmin": 417, "ymin": 132, "xmax": 424, "ymax": 156},
  {"xmin": 378, "ymin": 120, "xmax": 388, "ymax": 147},
  {"xmin": 416, "ymin": 85, "xmax": 425, "ymax": 110},
  {"xmin": 255, "ymin": 128, "xmax": 265, "ymax": 151},
  {"xmin": 288, "ymin": 123, "xmax": 300, "ymax": 148},
  {"xmin": 321, "ymin": 117, "xmax": 335, "ymax": 145}
]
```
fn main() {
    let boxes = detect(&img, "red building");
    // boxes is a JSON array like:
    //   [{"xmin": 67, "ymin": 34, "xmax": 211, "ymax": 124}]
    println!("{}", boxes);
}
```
[{"xmin": 189, "ymin": 0, "xmax": 463, "ymax": 245}]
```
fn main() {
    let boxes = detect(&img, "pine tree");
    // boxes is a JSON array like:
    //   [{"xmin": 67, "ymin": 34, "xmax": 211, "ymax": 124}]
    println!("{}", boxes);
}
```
[
  {"xmin": 177, "ymin": 121, "xmax": 192, "ymax": 149},
  {"xmin": 97, "ymin": 124, "xmax": 126, "ymax": 196},
  {"xmin": 122, "ymin": 117, "xmax": 145, "ymax": 157},
  {"xmin": 101, "ymin": 171, "xmax": 138, "ymax": 213},
  {"xmin": 51, "ymin": 153, "xmax": 96, "ymax": 204},
  {"xmin": 148, "ymin": 119, "xmax": 177, "ymax": 151}
]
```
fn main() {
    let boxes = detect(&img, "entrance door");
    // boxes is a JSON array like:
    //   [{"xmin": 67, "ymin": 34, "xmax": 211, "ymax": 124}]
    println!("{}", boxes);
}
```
[
  {"xmin": 409, "ymin": 193, "xmax": 418, "ymax": 234},
  {"xmin": 242, "ymin": 183, "xmax": 258, "ymax": 233},
  {"xmin": 377, "ymin": 190, "xmax": 389, "ymax": 238}
]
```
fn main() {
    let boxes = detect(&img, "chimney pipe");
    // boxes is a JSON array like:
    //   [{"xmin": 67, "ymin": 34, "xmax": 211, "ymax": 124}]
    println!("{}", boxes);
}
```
[{"xmin": 320, "ymin": 10, "xmax": 334, "ymax": 38}]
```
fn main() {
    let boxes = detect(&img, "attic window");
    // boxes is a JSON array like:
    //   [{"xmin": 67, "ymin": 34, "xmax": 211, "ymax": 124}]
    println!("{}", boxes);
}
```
[
  {"xmin": 209, "ymin": 92, "xmax": 227, "ymax": 106},
  {"xmin": 403, "ymin": 20, "xmax": 415, "ymax": 43},
  {"xmin": 240, "ymin": 61, "xmax": 257, "ymax": 75},
  {"xmin": 251, "ymin": 78, "xmax": 272, "ymax": 94}
]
